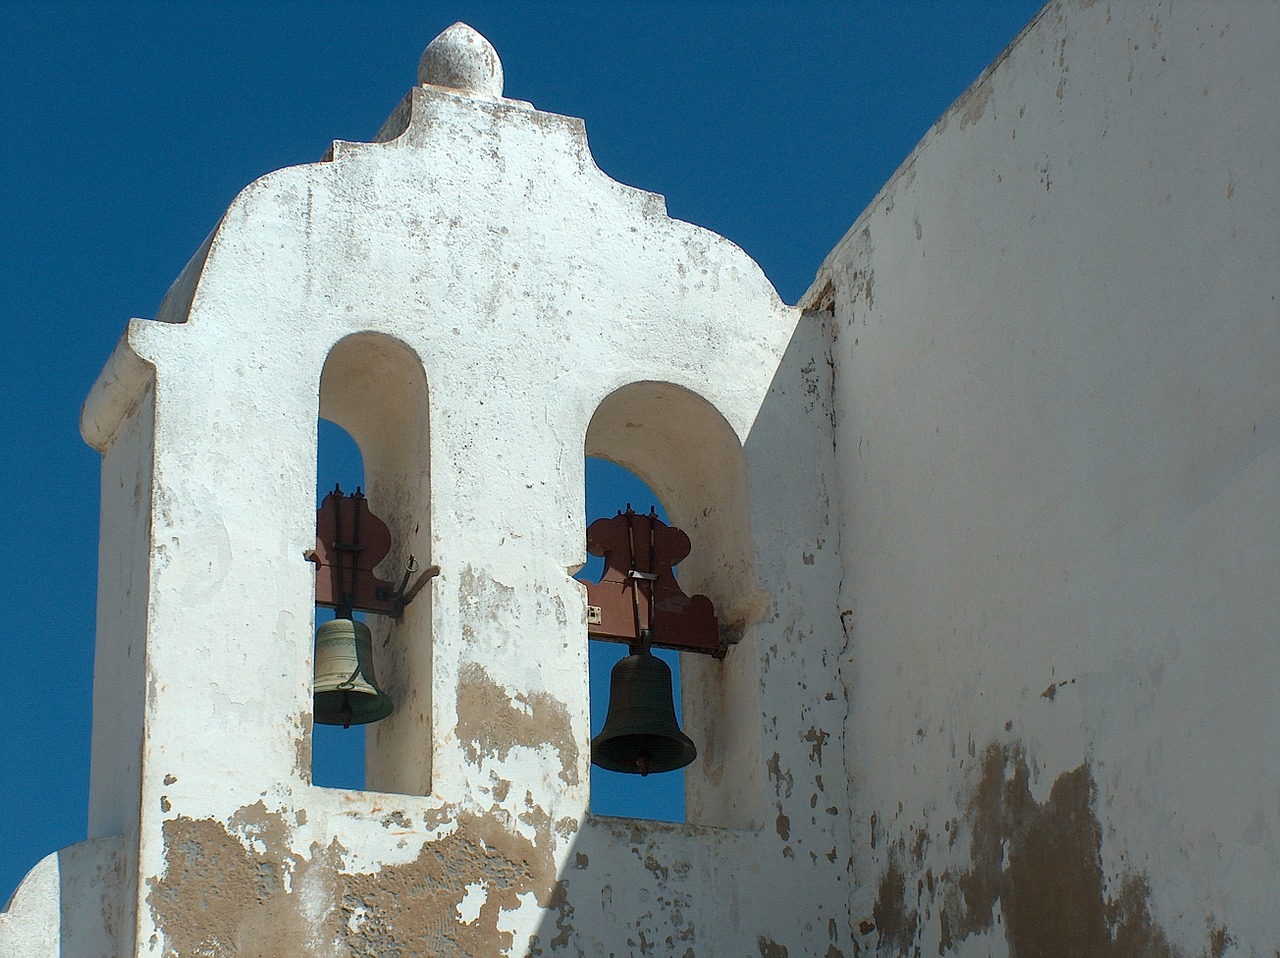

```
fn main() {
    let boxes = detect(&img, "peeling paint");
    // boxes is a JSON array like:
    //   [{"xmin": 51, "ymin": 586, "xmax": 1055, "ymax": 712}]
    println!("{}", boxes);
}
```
[
  {"xmin": 456, "ymin": 661, "xmax": 579, "ymax": 785},
  {"xmin": 766, "ymin": 752, "xmax": 794, "ymax": 799},
  {"xmin": 872, "ymin": 839, "xmax": 917, "ymax": 953},
  {"xmin": 1207, "ymin": 923, "xmax": 1235, "ymax": 958},
  {"xmin": 758, "ymin": 935, "xmax": 788, "ymax": 958},
  {"xmin": 946, "ymin": 745, "xmax": 1176, "ymax": 955},
  {"xmin": 802, "ymin": 726, "xmax": 829, "ymax": 764},
  {"xmin": 872, "ymin": 744, "xmax": 1194, "ymax": 957},
  {"xmin": 292, "ymin": 717, "xmax": 312, "ymax": 782},
  {"xmin": 957, "ymin": 77, "xmax": 995, "ymax": 130},
  {"xmin": 148, "ymin": 805, "xmax": 558, "ymax": 958}
]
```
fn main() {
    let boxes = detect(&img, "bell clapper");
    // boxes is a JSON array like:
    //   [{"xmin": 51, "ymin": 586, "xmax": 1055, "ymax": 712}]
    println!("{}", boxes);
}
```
[
  {"xmin": 632, "ymin": 633, "xmax": 657, "ymax": 777},
  {"xmin": 340, "ymin": 692, "xmax": 353, "ymax": 730}
]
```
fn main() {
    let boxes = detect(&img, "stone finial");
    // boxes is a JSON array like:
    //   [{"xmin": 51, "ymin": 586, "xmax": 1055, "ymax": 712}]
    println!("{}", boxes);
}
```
[{"xmin": 417, "ymin": 23, "xmax": 504, "ymax": 97}]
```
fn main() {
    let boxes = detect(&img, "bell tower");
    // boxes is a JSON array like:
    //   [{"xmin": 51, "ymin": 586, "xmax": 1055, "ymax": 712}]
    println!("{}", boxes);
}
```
[
  {"xmin": 3, "ymin": 21, "xmax": 849, "ymax": 958},
  {"xmin": 8, "ymin": 4, "xmax": 1280, "ymax": 954}
]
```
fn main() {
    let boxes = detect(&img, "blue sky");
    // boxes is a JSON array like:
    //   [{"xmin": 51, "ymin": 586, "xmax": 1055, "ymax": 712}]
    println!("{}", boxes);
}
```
[{"xmin": 0, "ymin": 1, "xmax": 1043, "ymax": 901}]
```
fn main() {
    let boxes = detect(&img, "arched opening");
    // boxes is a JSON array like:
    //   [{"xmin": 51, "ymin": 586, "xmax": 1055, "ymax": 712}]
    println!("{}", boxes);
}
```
[
  {"xmin": 582, "ymin": 458, "xmax": 685, "ymax": 822},
  {"xmin": 585, "ymin": 382, "xmax": 766, "ymax": 829},
  {"xmin": 315, "ymin": 332, "xmax": 432, "ymax": 797}
]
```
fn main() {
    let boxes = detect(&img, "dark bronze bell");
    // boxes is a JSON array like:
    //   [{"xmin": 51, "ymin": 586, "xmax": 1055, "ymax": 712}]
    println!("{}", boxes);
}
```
[
  {"xmin": 313, "ymin": 618, "xmax": 394, "ymax": 728},
  {"xmin": 591, "ymin": 649, "xmax": 696, "ymax": 776}
]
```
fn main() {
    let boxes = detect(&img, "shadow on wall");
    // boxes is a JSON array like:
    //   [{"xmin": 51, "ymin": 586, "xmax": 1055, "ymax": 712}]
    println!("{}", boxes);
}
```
[{"xmin": 517, "ymin": 319, "xmax": 849, "ymax": 955}]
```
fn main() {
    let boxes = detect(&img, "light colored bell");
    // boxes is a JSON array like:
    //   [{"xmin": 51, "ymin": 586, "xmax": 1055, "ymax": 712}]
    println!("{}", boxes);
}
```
[{"xmin": 313, "ymin": 618, "xmax": 394, "ymax": 728}]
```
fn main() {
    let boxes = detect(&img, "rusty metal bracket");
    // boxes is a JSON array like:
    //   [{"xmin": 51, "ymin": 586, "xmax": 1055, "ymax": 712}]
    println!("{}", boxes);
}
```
[
  {"xmin": 311, "ymin": 486, "xmax": 436, "ymax": 619},
  {"xmin": 388, "ymin": 559, "xmax": 441, "ymax": 617},
  {"xmin": 584, "ymin": 507, "xmax": 723, "ymax": 657}
]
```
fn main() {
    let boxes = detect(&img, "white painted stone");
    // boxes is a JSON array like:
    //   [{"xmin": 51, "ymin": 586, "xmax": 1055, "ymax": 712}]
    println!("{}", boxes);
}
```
[
  {"xmin": 456, "ymin": 881, "xmax": 487, "ymax": 924},
  {"xmin": 417, "ymin": 22, "xmax": 503, "ymax": 97}
]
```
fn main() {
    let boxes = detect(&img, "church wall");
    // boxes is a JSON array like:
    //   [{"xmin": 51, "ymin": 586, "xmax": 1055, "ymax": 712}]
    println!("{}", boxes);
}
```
[{"xmin": 811, "ymin": 1, "xmax": 1280, "ymax": 953}]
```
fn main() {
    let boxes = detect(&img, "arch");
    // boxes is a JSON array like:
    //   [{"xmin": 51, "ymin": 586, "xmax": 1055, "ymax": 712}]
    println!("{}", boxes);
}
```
[
  {"xmin": 585, "ymin": 381, "xmax": 766, "ymax": 829},
  {"xmin": 318, "ymin": 332, "xmax": 432, "ymax": 796}
]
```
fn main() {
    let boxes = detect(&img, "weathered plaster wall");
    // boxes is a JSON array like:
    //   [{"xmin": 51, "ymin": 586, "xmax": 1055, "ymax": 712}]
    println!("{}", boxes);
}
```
[
  {"xmin": 0, "ymin": 836, "xmax": 125, "ymax": 957},
  {"xmin": 807, "ymin": 1, "xmax": 1280, "ymax": 954},
  {"xmin": 51, "ymin": 28, "xmax": 850, "ymax": 956}
]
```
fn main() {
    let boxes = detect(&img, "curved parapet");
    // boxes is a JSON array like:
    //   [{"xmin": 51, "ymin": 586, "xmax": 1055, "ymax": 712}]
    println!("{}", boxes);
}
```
[
  {"xmin": 0, "ymin": 836, "xmax": 127, "ymax": 958},
  {"xmin": 79, "ymin": 321, "xmax": 156, "ymax": 454}
]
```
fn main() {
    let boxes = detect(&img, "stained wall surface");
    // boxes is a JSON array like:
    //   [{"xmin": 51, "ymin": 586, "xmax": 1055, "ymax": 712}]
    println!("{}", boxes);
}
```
[{"xmin": 807, "ymin": 1, "xmax": 1280, "ymax": 953}]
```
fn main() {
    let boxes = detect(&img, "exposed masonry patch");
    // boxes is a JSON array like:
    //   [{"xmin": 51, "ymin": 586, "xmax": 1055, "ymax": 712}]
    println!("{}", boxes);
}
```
[
  {"xmin": 757, "ymin": 935, "xmax": 789, "ymax": 957},
  {"xmin": 870, "ymin": 742, "xmax": 1239, "ymax": 957},
  {"xmin": 292, "ymin": 717, "xmax": 312, "ymax": 781},
  {"xmin": 148, "ymin": 803, "xmax": 558, "ymax": 958},
  {"xmin": 456, "ymin": 661, "xmax": 579, "ymax": 786},
  {"xmin": 957, "ymin": 77, "xmax": 995, "ymax": 131}
]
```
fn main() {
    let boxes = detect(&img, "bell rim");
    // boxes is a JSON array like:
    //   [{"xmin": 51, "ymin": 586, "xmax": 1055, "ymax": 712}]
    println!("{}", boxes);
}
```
[
  {"xmin": 313, "ymin": 689, "xmax": 395, "ymax": 726},
  {"xmin": 589, "ymin": 729, "xmax": 697, "ymax": 775},
  {"xmin": 313, "ymin": 617, "xmax": 394, "ymax": 726}
]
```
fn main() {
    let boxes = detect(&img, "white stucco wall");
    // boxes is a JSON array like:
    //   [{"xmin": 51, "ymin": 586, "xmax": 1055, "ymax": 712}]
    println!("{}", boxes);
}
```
[{"xmin": 808, "ymin": 1, "xmax": 1279, "ymax": 954}]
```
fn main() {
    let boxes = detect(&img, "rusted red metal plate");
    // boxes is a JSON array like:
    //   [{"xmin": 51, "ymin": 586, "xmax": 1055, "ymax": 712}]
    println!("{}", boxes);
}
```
[
  {"xmin": 313, "ymin": 487, "xmax": 398, "ymax": 616},
  {"xmin": 585, "ymin": 510, "xmax": 722, "ymax": 657}
]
